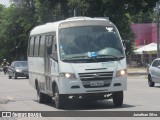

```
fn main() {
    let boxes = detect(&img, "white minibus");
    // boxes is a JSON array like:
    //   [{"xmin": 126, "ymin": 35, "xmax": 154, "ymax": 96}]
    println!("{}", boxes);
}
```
[{"xmin": 28, "ymin": 17, "xmax": 127, "ymax": 109}]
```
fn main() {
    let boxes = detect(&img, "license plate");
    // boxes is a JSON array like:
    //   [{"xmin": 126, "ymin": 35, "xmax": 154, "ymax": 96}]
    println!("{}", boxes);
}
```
[{"xmin": 90, "ymin": 81, "xmax": 104, "ymax": 86}]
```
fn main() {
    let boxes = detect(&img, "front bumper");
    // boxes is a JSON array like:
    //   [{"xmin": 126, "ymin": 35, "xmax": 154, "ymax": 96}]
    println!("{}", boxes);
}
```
[
  {"xmin": 58, "ymin": 76, "xmax": 127, "ymax": 94},
  {"xmin": 15, "ymin": 72, "xmax": 29, "ymax": 77}
]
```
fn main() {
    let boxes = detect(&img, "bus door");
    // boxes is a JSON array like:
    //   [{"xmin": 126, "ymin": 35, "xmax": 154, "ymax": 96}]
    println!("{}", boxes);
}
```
[{"xmin": 45, "ymin": 35, "xmax": 54, "ymax": 94}]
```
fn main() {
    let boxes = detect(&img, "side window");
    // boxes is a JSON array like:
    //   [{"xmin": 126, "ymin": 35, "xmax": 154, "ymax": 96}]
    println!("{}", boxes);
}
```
[
  {"xmin": 52, "ymin": 36, "xmax": 58, "ymax": 60},
  {"xmin": 39, "ymin": 36, "xmax": 45, "ymax": 56},
  {"xmin": 27, "ymin": 37, "xmax": 31, "ymax": 55},
  {"xmin": 157, "ymin": 60, "xmax": 160, "ymax": 67},
  {"xmin": 38, "ymin": 36, "xmax": 41, "ymax": 56},
  {"xmin": 29, "ymin": 37, "xmax": 35, "ymax": 56},
  {"xmin": 11, "ymin": 62, "xmax": 14, "ymax": 67},
  {"xmin": 46, "ymin": 35, "xmax": 53, "ymax": 54},
  {"xmin": 52, "ymin": 36, "xmax": 57, "ymax": 53},
  {"xmin": 34, "ymin": 36, "xmax": 40, "ymax": 56},
  {"xmin": 152, "ymin": 60, "xmax": 158, "ymax": 67},
  {"xmin": 46, "ymin": 35, "xmax": 53, "ymax": 48}
]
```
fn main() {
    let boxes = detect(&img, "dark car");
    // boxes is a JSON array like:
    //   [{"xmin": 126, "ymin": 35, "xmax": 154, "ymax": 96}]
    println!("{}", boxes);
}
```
[{"xmin": 8, "ymin": 61, "xmax": 29, "ymax": 79}]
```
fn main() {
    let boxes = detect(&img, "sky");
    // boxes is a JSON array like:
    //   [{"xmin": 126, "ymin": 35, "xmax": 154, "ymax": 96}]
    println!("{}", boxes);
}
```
[{"xmin": 0, "ymin": 0, "xmax": 10, "ymax": 7}]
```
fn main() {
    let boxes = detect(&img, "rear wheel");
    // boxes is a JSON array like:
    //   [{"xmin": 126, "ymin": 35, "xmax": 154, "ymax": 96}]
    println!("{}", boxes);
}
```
[
  {"xmin": 112, "ymin": 91, "xmax": 123, "ymax": 106},
  {"xmin": 148, "ymin": 75, "xmax": 155, "ymax": 87},
  {"xmin": 37, "ymin": 84, "xmax": 47, "ymax": 103}
]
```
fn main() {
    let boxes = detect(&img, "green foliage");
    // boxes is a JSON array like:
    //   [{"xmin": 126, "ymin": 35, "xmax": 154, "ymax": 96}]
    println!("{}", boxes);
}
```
[
  {"xmin": 132, "ymin": 11, "xmax": 156, "ymax": 23},
  {"xmin": 0, "ymin": 1, "xmax": 37, "ymax": 62},
  {"xmin": 0, "ymin": 0, "xmax": 158, "ymax": 61}
]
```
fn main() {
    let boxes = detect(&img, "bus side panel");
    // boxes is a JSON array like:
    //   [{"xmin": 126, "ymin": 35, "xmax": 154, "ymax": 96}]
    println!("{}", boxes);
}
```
[{"xmin": 28, "ymin": 57, "xmax": 45, "ymax": 89}]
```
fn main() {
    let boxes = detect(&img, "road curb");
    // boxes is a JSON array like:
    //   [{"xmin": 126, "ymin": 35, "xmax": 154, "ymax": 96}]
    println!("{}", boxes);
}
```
[{"xmin": 128, "ymin": 72, "xmax": 147, "ymax": 76}]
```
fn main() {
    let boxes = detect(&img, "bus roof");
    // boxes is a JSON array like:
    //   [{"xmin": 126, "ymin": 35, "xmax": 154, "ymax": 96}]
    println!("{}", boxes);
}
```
[{"xmin": 30, "ymin": 17, "xmax": 113, "ymax": 36}]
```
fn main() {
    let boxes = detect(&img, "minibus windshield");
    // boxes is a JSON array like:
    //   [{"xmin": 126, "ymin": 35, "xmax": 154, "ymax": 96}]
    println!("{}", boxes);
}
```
[{"xmin": 59, "ymin": 26, "xmax": 125, "ymax": 63}]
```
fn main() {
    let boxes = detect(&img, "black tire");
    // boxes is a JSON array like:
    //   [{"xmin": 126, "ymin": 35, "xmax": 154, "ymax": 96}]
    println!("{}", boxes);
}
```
[
  {"xmin": 37, "ymin": 84, "xmax": 47, "ymax": 103},
  {"xmin": 112, "ymin": 91, "xmax": 123, "ymax": 106},
  {"xmin": 148, "ymin": 75, "xmax": 155, "ymax": 87},
  {"xmin": 14, "ymin": 73, "xmax": 17, "ymax": 79},
  {"xmin": 46, "ymin": 96, "xmax": 52, "ymax": 103},
  {"xmin": 8, "ymin": 75, "xmax": 12, "ymax": 79},
  {"xmin": 54, "ymin": 86, "xmax": 65, "ymax": 109}
]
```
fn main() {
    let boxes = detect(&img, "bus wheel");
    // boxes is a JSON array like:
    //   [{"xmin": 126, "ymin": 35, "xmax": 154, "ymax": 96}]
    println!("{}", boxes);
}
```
[
  {"xmin": 54, "ymin": 86, "xmax": 65, "ymax": 109},
  {"xmin": 37, "ymin": 84, "xmax": 46, "ymax": 103},
  {"xmin": 112, "ymin": 91, "xmax": 123, "ymax": 106}
]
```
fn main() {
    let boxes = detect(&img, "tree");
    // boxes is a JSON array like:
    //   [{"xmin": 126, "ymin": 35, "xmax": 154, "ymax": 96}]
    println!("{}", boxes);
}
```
[
  {"xmin": 0, "ymin": 1, "xmax": 37, "ymax": 62},
  {"xmin": 0, "ymin": 0, "xmax": 158, "ymax": 61}
]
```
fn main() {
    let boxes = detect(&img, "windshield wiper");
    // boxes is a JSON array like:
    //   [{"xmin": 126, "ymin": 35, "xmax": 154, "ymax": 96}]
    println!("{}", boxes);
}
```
[
  {"xmin": 62, "ymin": 55, "xmax": 88, "ymax": 60},
  {"xmin": 97, "ymin": 54, "xmax": 124, "ymax": 60},
  {"xmin": 62, "ymin": 55, "xmax": 97, "ymax": 62}
]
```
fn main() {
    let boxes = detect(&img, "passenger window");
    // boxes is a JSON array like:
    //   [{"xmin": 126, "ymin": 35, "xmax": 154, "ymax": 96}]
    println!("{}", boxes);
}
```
[
  {"xmin": 46, "ymin": 35, "xmax": 53, "ymax": 55},
  {"xmin": 34, "ymin": 36, "xmax": 40, "ymax": 56},
  {"xmin": 29, "ymin": 37, "xmax": 35, "ymax": 56},
  {"xmin": 52, "ymin": 36, "xmax": 58, "ymax": 61},
  {"xmin": 27, "ymin": 37, "xmax": 31, "ymax": 55},
  {"xmin": 53, "ymin": 36, "xmax": 57, "ymax": 52},
  {"xmin": 38, "ymin": 36, "xmax": 41, "ymax": 56},
  {"xmin": 39, "ymin": 36, "xmax": 45, "ymax": 56},
  {"xmin": 152, "ymin": 60, "xmax": 158, "ymax": 67},
  {"xmin": 157, "ymin": 60, "xmax": 160, "ymax": 67}
]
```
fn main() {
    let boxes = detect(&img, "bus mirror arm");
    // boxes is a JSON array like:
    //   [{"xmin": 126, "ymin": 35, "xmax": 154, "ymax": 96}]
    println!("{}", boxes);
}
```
[{"xmin": 122, "ymin": 40, "xmax": 126, "ymax": 50}]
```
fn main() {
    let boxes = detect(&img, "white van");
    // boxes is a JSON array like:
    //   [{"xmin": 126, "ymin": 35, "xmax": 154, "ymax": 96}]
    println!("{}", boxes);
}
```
[{"xmin": 28, "ymin": 17, "xmax": 127, "ymax": 109}]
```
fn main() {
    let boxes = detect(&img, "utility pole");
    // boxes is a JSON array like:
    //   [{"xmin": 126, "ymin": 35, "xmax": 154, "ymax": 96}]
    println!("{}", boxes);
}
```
[
  {"xmin": 156, "ymin": 1, "xmax": 160, "ymax": 57},
  {"xmin": 74, "ymin": 9, "xmax": 76, "ymax": 17}
]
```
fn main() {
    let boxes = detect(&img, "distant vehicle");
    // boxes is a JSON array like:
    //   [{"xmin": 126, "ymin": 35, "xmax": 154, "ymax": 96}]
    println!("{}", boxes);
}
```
[
  {"xmin": 148, "ymin": 58, "xmax": 160, "ymax": 87},
  {"xmin": 8, "ymin": 61, "xmax": 29, "ymax": 79},
  {"xmin": 1, "ymin": 59, "xmax": 9, "ymax": 74}
]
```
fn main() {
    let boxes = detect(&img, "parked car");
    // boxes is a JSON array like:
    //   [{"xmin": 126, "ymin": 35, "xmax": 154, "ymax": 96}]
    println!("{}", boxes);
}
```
[
  {"xmin": 147, "ymin": 58, "xmax": 160, "ymax": 87},
  {"xmin": 8, "ymin": 61, "xmax": 29, "ymax": 79}
]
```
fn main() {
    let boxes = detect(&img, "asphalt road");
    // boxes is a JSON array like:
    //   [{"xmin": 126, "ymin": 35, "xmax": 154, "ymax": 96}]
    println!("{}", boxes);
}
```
[{"xmin": 0, "ymin": 72, "xmax": 160, "ymax": 120}]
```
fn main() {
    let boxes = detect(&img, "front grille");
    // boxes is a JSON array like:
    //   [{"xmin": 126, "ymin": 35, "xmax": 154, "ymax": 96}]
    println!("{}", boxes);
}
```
[
  {"xmin": 21, "ymin": 69, "xmax": 28, "ymax": 75},
  {"xmin": 78, "ymin": 72, "xmax": 113, "ymax": 88}
]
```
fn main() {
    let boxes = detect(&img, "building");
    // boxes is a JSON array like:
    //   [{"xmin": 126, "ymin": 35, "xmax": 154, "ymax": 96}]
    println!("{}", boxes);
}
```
[
  {"xmin": 131, "ymin": 23, "xmax": 157, "ymax": 48},
  {"xmin": 129, "ymin": 23, "xmax": 157, "ymax": 66}
]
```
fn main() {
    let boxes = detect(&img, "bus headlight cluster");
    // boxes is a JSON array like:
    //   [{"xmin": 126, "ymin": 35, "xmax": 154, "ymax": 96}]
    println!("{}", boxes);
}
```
[
  {"xmin": 116, "ymin": 69, "xmax": 127, "ymax": 77},
  {"xmin": 59, "ymin": 73, "xmax": 76, "ymax": 79}
]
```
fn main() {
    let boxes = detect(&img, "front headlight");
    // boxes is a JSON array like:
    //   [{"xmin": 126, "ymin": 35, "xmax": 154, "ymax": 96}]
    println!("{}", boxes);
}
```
[
  {"xmin": 59, "ymin": 73, "xmax": 76, "ymax": 79},
  {"xmin": 116, "ymin": 69, "xmax": 127, "ymax": 77},
  {"xmin": 16, "ymin": 69, "xmax": 21, "ymax": 72}
]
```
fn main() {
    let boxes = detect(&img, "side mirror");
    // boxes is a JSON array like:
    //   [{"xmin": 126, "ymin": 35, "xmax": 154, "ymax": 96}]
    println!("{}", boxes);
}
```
[{"xmin": 122, "ymin": 40, "xmax": 126, "ymax": 50}]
